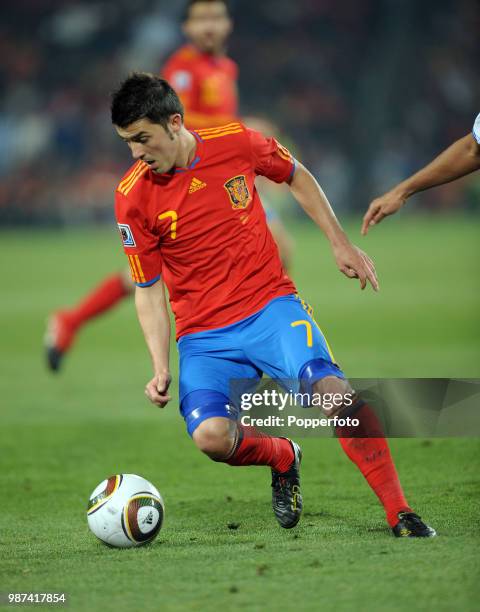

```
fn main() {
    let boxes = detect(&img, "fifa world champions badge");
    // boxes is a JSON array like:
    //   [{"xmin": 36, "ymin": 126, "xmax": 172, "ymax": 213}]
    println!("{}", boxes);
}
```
[
  {"xmin": 118, "ymin": 223, "xmax": 136, "ymax": 247},
  {"xmin": 224, "ymin": 175, "xmax": 252, "ymax": 209}
]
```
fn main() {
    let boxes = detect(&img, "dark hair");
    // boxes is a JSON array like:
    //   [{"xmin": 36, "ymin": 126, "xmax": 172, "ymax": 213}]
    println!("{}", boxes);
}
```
[
  {"xmin": 111, "ymin": 73, "xmax": 184, "ymax": 129},
  {"xmin": 183, "ymin": 0, "xmax": 230, "ymax": 21}
]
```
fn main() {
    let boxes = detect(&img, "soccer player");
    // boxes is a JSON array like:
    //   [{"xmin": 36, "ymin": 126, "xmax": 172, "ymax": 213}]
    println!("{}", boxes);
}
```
[
  {"xmin": 44, "ymin": 0, "xmax": 292, "ymax": 371},
  {"xmin": 112, "ymin": 72, "xmax": 436, "ymax": 537},
  {"xmin": 162, "ymin": 0, "xmax": 236, "ymax": 128},
  {"xmin": 362, "ymin": 113, "xmax": 480, "ymax": 234}
]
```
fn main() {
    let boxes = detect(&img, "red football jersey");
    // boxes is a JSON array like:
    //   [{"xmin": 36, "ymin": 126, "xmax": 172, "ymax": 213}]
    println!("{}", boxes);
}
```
[
  {"xmin": 162, "ymin": 44, "xmax": 238, "ymax": 129},
  {"xmin": 115, "ymin": 123, "xmax": 297, "ymax": 339}
]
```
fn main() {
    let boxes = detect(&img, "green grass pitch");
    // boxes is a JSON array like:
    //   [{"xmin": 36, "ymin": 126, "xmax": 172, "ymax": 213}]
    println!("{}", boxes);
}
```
[{"xmin": 1, "ymin": 215, "xmax": 479, "ymax": 611}]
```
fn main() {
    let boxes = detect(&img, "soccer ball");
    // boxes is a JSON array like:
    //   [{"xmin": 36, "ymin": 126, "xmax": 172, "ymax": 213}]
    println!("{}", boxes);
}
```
[{"xmin": 87, "ymin": 474, "xmax": 164, "ymax": 548}]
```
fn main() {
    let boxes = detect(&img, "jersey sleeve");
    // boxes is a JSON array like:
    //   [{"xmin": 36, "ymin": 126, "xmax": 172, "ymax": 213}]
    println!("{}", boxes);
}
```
[
  {"xmin": 115, "ymin": 192, "xmax": 163, "ymax": 287},
  {"xmin": 473, "ymin": 113, "xmax": 480, "ymax": 144},
  {"xmin": 246, "ymin": 128, "xmax": 296, "ymax": 183}
]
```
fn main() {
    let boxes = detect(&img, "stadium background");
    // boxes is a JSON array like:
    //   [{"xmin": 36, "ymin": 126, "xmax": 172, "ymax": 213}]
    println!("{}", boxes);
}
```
[
  {"xmin": 0, "ymin": 0, "xmax": 479, "ymax": 224},
  {"xmin": 1, "ymin": 0, "xmax": 479, "ymax": 611}
]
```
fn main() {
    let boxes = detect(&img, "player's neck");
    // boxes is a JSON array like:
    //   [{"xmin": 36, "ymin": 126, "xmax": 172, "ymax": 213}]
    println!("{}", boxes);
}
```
[{"xmin": 175, "ymin": 128, "xmax": 197, "ymax": 168}]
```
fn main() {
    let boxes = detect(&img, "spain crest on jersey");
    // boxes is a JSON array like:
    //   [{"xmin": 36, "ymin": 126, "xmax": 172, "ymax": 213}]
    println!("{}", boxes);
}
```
[{"xmin": 224, "ymin": 175, "xmax": 252, "ymax": 209}]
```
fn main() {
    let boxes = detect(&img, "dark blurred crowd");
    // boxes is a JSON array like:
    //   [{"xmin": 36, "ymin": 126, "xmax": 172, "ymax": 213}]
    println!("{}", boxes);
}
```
[{"xmin": 0, "ymin": 0, "xmax": 478, "ymax": 226}]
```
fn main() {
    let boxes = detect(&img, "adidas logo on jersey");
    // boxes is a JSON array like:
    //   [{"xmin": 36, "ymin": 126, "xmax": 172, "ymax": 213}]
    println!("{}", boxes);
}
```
[{"xmin": 189, "ymin": 177, "xmax": 207, "ymax": 194}]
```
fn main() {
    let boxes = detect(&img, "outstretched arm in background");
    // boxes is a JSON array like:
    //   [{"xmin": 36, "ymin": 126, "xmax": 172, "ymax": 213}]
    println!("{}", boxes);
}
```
[{"xmin": 362, "ymin": 132, "xmax": 480, "ymax": 235}]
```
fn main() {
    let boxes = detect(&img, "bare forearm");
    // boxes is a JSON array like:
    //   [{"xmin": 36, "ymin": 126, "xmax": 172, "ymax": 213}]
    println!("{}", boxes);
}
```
[
  {"xmin": 135, "ymin": 283, "xmax": 170, "ymax": 374},
  {"xmin": 289, "ymin": 162, "xmax": 349, "ymax": 247},
  {"xmin": 362, "ymin": 133, "xmax": 480, "ymax": 234},
  {"xmin": 393, "ymin": 134, "xmax": 480, "ymax": 199},
  {"xmin": 288, "ymin": 162, "xmax": 378, "ymax": 290}
]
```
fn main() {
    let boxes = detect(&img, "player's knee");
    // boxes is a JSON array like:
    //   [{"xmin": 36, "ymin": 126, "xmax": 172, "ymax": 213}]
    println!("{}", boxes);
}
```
[
  {"xmin": 312, "ymin": 376, "xmax": 353, "ymax": 417},
  {"xmin": 192, "ymin": 417, "xmax": 235, "ymax": 460}
]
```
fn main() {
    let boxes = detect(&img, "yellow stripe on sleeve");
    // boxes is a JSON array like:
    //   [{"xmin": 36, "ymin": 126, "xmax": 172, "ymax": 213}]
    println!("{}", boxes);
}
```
[
  {"xmin": 201, "ymin": 128, "xmax": 244, "ymax": 140},
  {"xmin": 118, "ymin": 162, "xmax": 148, "ymax": 195},
  {"xmin": 134, "ymin": 255, "xmax": 146, "ymax": 283},
  {"xmin": 128, "ymin": 255, "xmax": 139, "ymax": 282},
  {"xmin": 123, "ymin": 164, "xmax": 148, "ymax": 196},
  {"xmin": 117, "ymin": 161, "xmax": 142, "ymax": 192},
  {"xmin": 196, "ymin": 122, "xmax": 241, "ymax": 135}
]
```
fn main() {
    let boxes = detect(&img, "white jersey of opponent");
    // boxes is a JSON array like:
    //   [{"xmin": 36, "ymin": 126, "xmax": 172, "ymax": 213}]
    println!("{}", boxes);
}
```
[{"xmin": 473, "ymin": 113, "xmax": 480, "ymax": 144}]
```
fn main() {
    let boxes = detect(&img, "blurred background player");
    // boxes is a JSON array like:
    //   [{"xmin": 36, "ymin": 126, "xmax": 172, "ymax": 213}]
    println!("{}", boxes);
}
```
[
  {"xmin": 362, "ymin": 113, "xmax": 480, "ymax": 234},
  {"xmin": 44, "ymin": 0, "xmax": 293, "ymax": 371}
]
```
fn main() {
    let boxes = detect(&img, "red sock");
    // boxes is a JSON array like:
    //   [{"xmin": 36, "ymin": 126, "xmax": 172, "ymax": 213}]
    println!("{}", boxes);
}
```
[
  {"xmin": 63, "ymin": 273, "xmax": 130, "ymax": 332},
  {"xmin": 226, "ymin": 425, "xmax": 294, "ymax": 473},
  {"xmin": 336, "ymin": 404, "xmax": 411, "ymax": 527}
]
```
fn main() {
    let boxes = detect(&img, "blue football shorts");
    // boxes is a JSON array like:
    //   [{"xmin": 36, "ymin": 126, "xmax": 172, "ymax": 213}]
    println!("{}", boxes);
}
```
[{"xmin": 178, "ymin": 293, "xmax": 344, "ymax": 435}]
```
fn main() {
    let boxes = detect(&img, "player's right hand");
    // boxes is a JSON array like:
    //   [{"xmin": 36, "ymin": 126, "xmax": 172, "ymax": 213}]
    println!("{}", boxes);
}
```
[
  {"xmin": 145, "ymin": 372, "xmax": 172, "ymax": 408},
  {"xmin": 361, "ymin": 191, "xmax": 407, "ymax": 235}
]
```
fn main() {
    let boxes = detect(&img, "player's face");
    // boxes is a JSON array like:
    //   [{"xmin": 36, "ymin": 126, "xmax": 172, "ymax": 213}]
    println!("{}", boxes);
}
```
[
  {"xmin": 115, "ymin": 117, "xmax": 182, "ymax": 174},
  {"xmin": 183, "ymin": 2, "xmax": 232, "ymax": 54}
]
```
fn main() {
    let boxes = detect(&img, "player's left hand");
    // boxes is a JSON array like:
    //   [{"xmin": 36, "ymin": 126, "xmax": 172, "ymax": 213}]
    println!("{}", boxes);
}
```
[{"xmin": 332, "ymin": 243, "xmax": 379, "ymax": 291}]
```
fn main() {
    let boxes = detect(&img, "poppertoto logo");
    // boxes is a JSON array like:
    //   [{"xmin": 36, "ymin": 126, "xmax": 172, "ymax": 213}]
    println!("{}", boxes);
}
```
[{"xmin": 224, "ymin": 175, "xmax": 252, "ymax": 209}]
